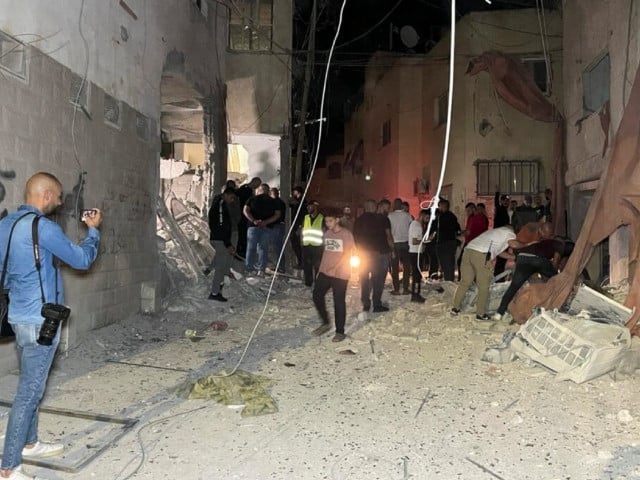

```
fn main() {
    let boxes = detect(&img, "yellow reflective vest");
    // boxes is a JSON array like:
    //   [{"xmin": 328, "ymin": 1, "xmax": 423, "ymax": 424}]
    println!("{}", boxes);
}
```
[{"xmin": 302, "ymin": 214, "xmax": 324, "ymax": 246}]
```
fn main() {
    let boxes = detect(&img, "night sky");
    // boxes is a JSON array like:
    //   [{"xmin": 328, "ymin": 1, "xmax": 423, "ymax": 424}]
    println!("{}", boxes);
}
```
[{"xmin": 292, "ymin": 0, "xmax": 554, "ymax": 167}]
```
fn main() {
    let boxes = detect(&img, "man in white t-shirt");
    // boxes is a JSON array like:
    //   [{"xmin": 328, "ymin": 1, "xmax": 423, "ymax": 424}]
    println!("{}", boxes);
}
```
[
  {"xmin": 450, "ymin": 225, "xmax": 516, "ymax": 320},
  {"xmin": 388, "ymin": 198, "xmax": 413, "ymax": 295}
]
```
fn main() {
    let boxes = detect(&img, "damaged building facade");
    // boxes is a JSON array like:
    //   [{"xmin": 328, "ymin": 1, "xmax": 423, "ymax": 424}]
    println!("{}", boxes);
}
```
[
  {"xmin": 162, "ymin": 0, "xmax": 292, "ymax": 208},
  {"xmin": 562, "ymin": 0, "xmax": 636, "ymax": 285},
  {"xmin": 309, "ymin": 9, "xmax": 562, "ymax": 220},
  {"xmin": 0, "ymin": 0, "xmax": 227, "ymax": 370}
]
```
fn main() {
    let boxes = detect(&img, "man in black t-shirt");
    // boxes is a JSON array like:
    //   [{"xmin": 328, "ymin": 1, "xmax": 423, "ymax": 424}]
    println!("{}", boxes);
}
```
[
  {"xmin": 235, "ymin": 177, "xmax": 262, "ymax": 259},
  {"xmin": 353, "ymin": 199, "xmax": 394, "ymax": 312},
  {"xmin": 493, "ymin": 227, "xmax": 563, "ymax": 320},
  {"xmin": 435, "ymin": 199, "xmax": 460, "ymax": 281},
  {"xmin": 243, "ymin": 183, "xmax": 280, "ymax": 275}
]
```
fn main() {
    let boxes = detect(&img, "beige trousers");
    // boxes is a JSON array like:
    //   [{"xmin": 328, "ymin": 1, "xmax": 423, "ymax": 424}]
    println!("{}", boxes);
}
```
[{"xmin": 452, "ymin": 248, "xmax": 494, "ymax": 315}]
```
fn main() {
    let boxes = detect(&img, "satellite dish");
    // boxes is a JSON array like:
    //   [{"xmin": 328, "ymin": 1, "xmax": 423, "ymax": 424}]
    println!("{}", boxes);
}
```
[{"xmin": 400, "ymin": 25, "xmax": 420, "ymax": 49}]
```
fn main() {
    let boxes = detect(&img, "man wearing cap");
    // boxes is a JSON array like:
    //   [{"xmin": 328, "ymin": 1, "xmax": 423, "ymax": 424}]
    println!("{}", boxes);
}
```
[{"xmin": 301, "ymin": 200, "xmax": 324, "ymax": 286}]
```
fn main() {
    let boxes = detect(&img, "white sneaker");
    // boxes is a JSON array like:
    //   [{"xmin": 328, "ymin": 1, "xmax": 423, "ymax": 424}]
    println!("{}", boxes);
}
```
[
  {"xmin": 21, "ymin": 441, "xmax": 64, "ymax": 459},
  {"xmin": 491, "ymin": 312, "xmax": 503, "ymax": 322},
  {"xmin": 3, "ymin": 466, "xmax": 46, "ymax": 479}
]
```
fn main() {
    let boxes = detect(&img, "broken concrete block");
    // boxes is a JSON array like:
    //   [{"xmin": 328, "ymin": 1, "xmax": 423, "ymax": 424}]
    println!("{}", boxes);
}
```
[
  {"xmin": 566, "ymin": 284, "xmax": 633, "ymax": 326},
  {"xmin": 140, "ymin": 281, "xmax": 159, "ymax": 314},
  {"xmin": 510, "ymin": 308, "xmax": 631, "ymax": 383}
]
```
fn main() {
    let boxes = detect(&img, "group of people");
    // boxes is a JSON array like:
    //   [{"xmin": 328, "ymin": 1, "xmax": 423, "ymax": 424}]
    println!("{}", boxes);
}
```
[
  {"xmin": 450, "ymin": 188, "xmax": 561, "ymax": 321},
  {"xmin": 206, "ymin": 177, "xmax": 288, "ymax": 302}
]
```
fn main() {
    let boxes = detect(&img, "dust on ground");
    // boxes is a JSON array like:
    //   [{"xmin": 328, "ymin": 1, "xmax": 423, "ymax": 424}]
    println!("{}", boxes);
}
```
[{"xmin": 0, "ymin": 274, "xmax": 638, "ymax": 480}]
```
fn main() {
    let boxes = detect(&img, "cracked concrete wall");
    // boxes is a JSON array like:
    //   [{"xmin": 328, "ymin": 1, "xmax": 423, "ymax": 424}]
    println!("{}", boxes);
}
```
[
  {"xmin": 0, "ymin": 1, "xmax": 226, "ymax": 372},
  {"xmin": 563, "ymin": 0, "xmax": 637, "ymax": 283}
]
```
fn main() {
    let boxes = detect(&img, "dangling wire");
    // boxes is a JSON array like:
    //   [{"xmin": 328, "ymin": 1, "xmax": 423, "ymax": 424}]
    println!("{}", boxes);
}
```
[
  {"xmin": 417, "ymin": 0, "xmax": 457, "ymax": 279},
  {"xmin": 222, "ymin": 0, "xmax": 350, "ymax": 377}
]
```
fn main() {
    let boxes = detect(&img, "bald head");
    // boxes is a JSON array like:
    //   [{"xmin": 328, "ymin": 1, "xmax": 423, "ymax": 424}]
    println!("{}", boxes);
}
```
[
  {"xmin": 539, "ymin": 222, "xmax": 554, "ymax": 239},
  {"xmin": 26, "ymin": 172, "xmax": 63, "ymax": 215}
]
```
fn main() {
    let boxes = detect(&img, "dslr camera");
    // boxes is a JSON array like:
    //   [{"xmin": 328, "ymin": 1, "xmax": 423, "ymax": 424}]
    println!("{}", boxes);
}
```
[{"xmin": 38, "ymin": 303, "xmax": 71, "ymax": 345}]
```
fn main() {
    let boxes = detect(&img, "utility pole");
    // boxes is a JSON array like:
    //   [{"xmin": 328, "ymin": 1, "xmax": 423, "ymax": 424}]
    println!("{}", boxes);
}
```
[{"xmin": 293, "ymin": 0, "xmax": 317, "ymax": 185}]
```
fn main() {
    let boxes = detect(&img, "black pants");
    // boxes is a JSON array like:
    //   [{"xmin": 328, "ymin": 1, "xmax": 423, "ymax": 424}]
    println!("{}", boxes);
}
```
[
  {"xmin": 425, "ymin": 241, "xmax": 439, "ymax": 276},
  {"xmin": 409, "ymin": 252, "xmax": 422, "ymax": 295},
  {"xmin": 493, "ymin": 256, "xmax": 507, "ymax": 281},
  {"xmin": 496, "ymin": 254, "xmax": 558, "ymax": 315},
  {"xmin": 436, "ymin": 240, "xmax": 457, "ymax": 281},
  {"xmin": 457, "ymin": 244, "xmax": 466, "ymax": 281},
  {"xmin": 313, "ymin": 272, "xmax": 348, "ymax": 334},
  {"xmin": 236, "ymin": 218, "xmax": 249, "ymax": 259},
  {"xmin": 302, "ymin": 245, "xmax": 323, "ymax": 286},
  {"xmin": 360, "ymin": 251, "xmax": 389, "ymax": 310},
  {"xmin": 290, "ymin": 228, "xmax": 303, "ymax": 267},
  {"xmin": 391, "ymin": 242, "xmax": 411, "ymax": 292}
]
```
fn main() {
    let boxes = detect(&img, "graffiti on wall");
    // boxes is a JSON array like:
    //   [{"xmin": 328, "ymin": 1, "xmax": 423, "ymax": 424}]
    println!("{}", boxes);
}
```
[{"xmin": 0, "ymin": 170, "xmax": 17, "ymax": 219}]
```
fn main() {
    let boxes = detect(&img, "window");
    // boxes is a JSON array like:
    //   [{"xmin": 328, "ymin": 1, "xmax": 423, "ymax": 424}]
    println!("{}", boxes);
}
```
[
  {"xmin": 522, "ymin": 56, "xmax": 550, "ymax": 94},
  {"xmin": 583, "ymin": 53, "xmax": 610, "ymax": 113},
  {"xmin": 229, "ymin": 0, "xmax": 273, "ymax": 51},
  {"xmin": 136, "ymin": 113, "xmax": 149, "ymax": 141},
  {"xmin": 475, "ymin": 159, "xmax": 540, "ymax": 196},
  {"xmin": 103, "ymin": 93, "xmax": 121, "ymax": 128},
  {"xmin": 70, "ymin": 72, "xmax": 90, "ymax": 110},
  {"xmin": 0, "ymin": 31, "xmax": 27, "ymax": 80},
  {"xmin": 434, "ymin": 92, "xmax": 448, "ymax": 127},
  {"xmin": 381, "ymin": 120, "xmax": 391, "ymax": 147}
]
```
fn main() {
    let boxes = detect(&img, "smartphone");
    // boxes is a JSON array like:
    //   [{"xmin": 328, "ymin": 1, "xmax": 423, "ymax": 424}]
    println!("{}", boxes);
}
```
[{"xmin": 81, "ymin": 209, "xmax": 96, "ymax": 222}]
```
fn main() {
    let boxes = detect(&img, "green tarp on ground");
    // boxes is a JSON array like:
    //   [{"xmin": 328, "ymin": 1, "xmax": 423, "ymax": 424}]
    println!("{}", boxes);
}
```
[{"xmin": 180, "ymin": 370, "xmax": 278, "ymax": 417}]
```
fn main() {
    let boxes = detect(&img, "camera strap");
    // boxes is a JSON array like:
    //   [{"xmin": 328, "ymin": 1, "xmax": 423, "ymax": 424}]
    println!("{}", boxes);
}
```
[
  {"xmin": 0, "ymin": 212, "xmax": 38, "ymax": 291},
  {"xmin": 31, "ymin": 215, "xmax": 48, "ymax": 304}
]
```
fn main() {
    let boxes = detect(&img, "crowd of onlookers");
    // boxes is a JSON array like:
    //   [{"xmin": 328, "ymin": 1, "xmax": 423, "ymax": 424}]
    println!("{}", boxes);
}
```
[{"xmin": 206, "ymin": 177, "xmax": 562, "ymax": 338}]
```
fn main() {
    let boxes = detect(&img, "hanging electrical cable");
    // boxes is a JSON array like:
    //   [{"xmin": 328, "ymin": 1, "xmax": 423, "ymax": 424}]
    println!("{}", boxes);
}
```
[
  {"xmin": 221, "ymin": 0, "xmax": 350, "ymax": 377},
  {"xmin": 417, "ymin": 0, "xmax": 456, "ymax": 278}
]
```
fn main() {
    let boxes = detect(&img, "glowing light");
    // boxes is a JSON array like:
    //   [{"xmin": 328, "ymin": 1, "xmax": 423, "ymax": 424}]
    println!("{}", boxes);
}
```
[
  {"xmin": 350, "ymin": 255, "xmax": 361, "ymax": 268},
  {"xmin": 364, "ymin": 173, "xmax": 372, "ymax": 181}
]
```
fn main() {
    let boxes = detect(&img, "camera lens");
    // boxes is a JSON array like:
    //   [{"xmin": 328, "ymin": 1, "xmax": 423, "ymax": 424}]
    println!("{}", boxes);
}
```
[{"xmin": 37, "ymin": 317, "xmax": 61, "ymax": 346}]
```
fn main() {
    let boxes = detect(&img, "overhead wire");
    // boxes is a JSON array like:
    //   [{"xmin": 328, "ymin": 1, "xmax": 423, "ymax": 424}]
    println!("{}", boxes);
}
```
[
  {"xmin": 220, "ymin": 0, "xmax": 349, "ymax": 377},
  {"xmin": 417, "ymin": 0, "xmax": 456, "ymax": 278},
  {"xmin": 333, "ymin": 0, "xmax": 404, "ymax": 50}
]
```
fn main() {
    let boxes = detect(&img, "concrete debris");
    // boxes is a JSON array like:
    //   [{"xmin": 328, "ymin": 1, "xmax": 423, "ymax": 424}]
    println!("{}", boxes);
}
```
[
  {"xmin": 565, "ymin": 283, "xmax": 633, "ymax": 326},
  {"xmin": 482, "ymin": 332, "xmax": 517, "ymax": 364},
  {"xmin": 510, "ymin": 308, "xmax": 631, "ymax": 383}
]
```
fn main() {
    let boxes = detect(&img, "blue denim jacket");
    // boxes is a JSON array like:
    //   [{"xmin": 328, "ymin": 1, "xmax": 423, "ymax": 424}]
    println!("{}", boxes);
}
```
[{"xmin": 0, "ymin": 205, "xmax": 100, "ymax": 324}]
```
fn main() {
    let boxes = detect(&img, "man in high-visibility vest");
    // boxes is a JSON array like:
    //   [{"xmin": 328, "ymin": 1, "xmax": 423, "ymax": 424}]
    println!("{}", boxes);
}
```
[{"xmin": 301, "ymin": 200, "xmax": 324, "ymax": 286}]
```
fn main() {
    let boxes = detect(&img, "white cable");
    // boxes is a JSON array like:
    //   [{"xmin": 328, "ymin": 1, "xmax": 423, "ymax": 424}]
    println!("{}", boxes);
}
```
[
  {"xmin": 416, "ymin": 0, "xmax": 456, "ymax": 280},
  {"xmin": 535, "ymin": 0, "xmax": 551, "ymax": 93},
  {"xmin": 539, "ymin": 0, "xmax": 552, "ymax": 90},
  {"xmin": 223, "ymin": 0, "xmax": 349, "ymax": 376}
]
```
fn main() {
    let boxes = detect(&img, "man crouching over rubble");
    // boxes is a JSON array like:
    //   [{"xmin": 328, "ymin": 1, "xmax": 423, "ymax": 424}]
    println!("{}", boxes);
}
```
[
  {"xmin": 0, "ymin": 172, "xmax": 102, "ymax": 480},
  {"xmin": 450, "ymin": 225, "xmax": 515, "ymax": 320},
  {"xmin": 492, "ymin": 222, "xmax": 563, "ymax": 322}
]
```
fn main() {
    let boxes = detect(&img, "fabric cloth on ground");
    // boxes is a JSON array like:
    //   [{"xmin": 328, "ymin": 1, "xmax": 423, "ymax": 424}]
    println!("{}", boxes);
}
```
[{"xmin": 183, "ymin": 370, "xmax": 278, "ymax": 418}]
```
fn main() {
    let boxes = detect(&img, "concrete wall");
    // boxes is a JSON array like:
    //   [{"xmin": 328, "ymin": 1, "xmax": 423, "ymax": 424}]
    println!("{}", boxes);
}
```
[
  {"xmin": 226, "ymin": 0, "xmax": 292, "ymax": 136},
  {"xmin": 563, "ymin": 0, "xmax": 639, "ymax": 283},
  {"xmin": 427, "ymin": 9, "xmax": 563, "ymax": 221},
  {"xmin": 311, "ymin": 9, "xmax": 562, "ymax": 222},
  {"xmin": 0, "ymin": 1, "xmax": 225, "ymax": 369}
]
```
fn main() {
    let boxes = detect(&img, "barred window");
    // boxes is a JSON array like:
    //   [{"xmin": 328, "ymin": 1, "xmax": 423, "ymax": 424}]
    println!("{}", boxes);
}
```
[
  {"xmin": 229, "ymin": 0, "xmax": 273, "ymax": 51},
  {"xmin": 0, "ymin": 31, "xmax": 27, "ymax": 80},
  {"xmin": 476, "ymin": 159, "xmax": 541, "ymax": 196}
]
